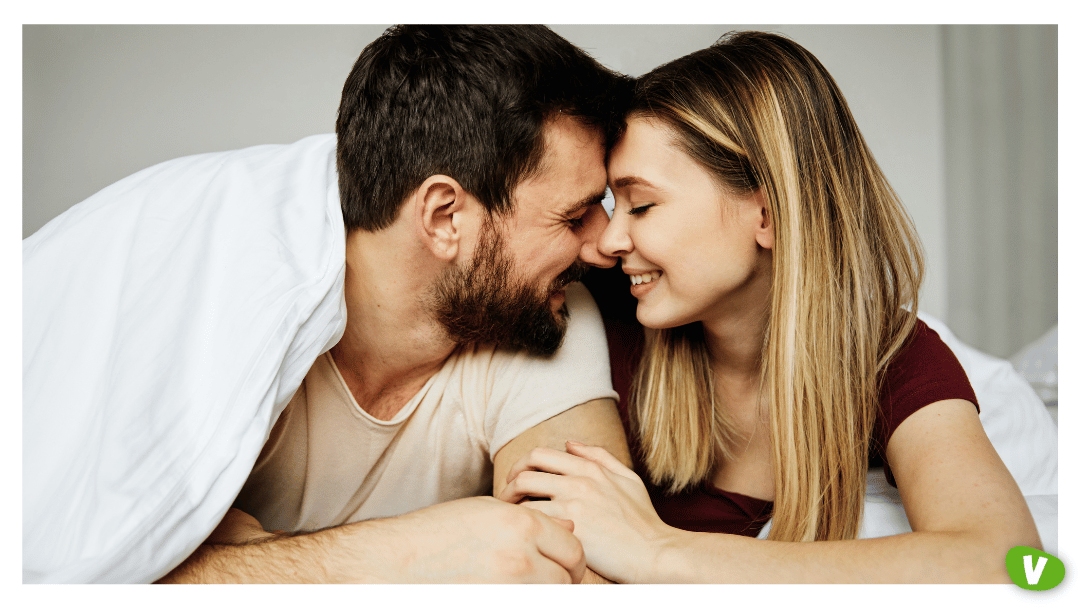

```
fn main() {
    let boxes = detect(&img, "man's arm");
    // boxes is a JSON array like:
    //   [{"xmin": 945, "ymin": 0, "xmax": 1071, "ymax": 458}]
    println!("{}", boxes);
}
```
[
  {"xmin": 157, "ymin": 497, "xmax": 586, "ymax": 583},
  {"xmin": 158, "ymin": 400, "xmax": 625, "ymax": 584},
  {"xmin": 493, "ymin": 397, "xmax": 631, "ymax": 584},
  {"xmin": 159, "ymin": 398, "xmax": 624, "ymax": 584},
  {"xmin": 493, "ymin": 398, "xmax": 630, "ymax": 495}
]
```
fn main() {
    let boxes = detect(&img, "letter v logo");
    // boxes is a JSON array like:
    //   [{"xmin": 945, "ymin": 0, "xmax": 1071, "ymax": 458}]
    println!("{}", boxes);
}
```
[
  {"xmin": 1023, "ymin": 554, "xmax": 1047, "ymax": 585},
  {"xmin": 1006, "ymin": 546, "xmax": 1065, "ymax": 590}
]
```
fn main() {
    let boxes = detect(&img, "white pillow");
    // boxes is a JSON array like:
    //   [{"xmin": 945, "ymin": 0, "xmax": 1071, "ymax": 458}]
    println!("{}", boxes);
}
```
[
  {"xmin": 23, "ymin": 134, "xmax": 347, "ymax": 583},
  {"xmin": 1009, "ymin": 325, "xmax": 1058, "ymax": 407}
]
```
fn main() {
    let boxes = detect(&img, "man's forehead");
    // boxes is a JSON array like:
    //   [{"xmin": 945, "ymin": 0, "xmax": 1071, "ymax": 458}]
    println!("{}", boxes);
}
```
[
  {"xmin": 540, "ymin": 117, "xmax": 607, "ymax": 189},
  {"xmin": 503, "ymin": 114, "xmax": 607, "ymax": 220},
  {"xmin": 541, "ymin": 173, "xmax": 608, "ymax": 219}
]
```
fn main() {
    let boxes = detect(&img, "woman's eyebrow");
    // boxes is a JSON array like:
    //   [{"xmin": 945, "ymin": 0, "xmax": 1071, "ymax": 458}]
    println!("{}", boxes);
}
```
[{"xmin": 611, "ymin": 175, "xmax": 663, "ymax": 191}]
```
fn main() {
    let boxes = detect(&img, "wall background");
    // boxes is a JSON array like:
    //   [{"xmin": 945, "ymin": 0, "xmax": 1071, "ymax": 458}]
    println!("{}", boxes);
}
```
[{"xmin": 22, "ymin": 25, "xmax": 1057, "ymax": 358}]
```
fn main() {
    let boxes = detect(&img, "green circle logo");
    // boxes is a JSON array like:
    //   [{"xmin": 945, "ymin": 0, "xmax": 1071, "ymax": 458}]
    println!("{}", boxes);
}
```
[{"xmin": 1005, "ymin": 546, "xmax": 1064, "ymax": 590}]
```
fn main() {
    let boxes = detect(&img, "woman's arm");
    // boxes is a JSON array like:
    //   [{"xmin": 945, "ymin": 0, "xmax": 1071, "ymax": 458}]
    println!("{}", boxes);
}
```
[{"xmin": 499, "ymin": 399, "xmax": 1040, "ymax": 583}]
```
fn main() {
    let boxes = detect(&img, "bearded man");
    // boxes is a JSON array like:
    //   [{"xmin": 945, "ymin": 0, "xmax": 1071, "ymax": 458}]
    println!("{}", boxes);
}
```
[{"xmin": 23, "ymin": 25, "xmax": 630, "ymax": 583}]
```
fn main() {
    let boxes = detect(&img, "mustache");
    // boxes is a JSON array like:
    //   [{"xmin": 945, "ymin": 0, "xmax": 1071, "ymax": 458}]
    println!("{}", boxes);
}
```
[{"xmin": 551, "ymin": 260, "xmax": 589, "ymax": 292}]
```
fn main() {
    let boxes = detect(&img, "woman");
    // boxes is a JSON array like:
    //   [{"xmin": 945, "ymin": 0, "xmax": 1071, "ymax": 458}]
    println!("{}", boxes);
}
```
[{"xmin": 499, "ymin": 31, "xmax": 1040, "ymax": 583}]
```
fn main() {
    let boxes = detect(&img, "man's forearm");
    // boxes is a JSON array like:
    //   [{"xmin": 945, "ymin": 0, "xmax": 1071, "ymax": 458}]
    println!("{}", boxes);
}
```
[
  {"xmin": 157, "ymin": 523, "xmax": 380, "ymax": 583},
  {"xmin": 158, "ymin": 496, "xmax": 587, "ymax": 583}
]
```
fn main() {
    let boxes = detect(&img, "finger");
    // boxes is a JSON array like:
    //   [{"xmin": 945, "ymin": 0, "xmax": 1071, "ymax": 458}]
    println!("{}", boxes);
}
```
[
  {"xmin": 565, "ymin": 441, "xmax": 639, "ymax": 481},
  {"xmin": 530, "ymin": 512, "xmax": 587, "ymax": 584},
  {"xmin": 515, "ymin": 504, "xmax": 587, "ymax": 584},
  {"xmin": 515, "ymin": 498, "xmax": 575, "ymax": 531},
  {"xmin": 525, "ymin": 552, "xmax": 577, "ymax": 584},
  {"xmin": 516, "ymin": 498, "xmax": 568, "ymax": 522},
  {"xmin": 505, "ymin": 446, "xmax": 606, "ymax": 486},
  {"xmin": 499, "ymin": 469, "xmax": 576, "ymax": 505},
  {"xmin": 505, "ymin": 504, "xmax": 583, "ymax": 583},
  {"xmin": 504, "ymin": 446, "xmax": 567, "ymax": 485},
  {"xmin": 549, "ymin": 515, "xmax": 575, "ymax": 533}
]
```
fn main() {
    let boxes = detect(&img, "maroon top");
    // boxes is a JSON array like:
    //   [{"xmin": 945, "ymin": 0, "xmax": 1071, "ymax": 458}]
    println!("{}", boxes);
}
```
[{"xmin": 583, "ymin": 266, "xmax": 979, "ymax": 538}]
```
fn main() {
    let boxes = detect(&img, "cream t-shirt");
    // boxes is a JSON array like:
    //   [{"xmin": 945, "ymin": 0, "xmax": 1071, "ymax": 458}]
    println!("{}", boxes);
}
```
[{"xmin": 233, "ymin": 282, "xmax": 617, "ymax": 533}]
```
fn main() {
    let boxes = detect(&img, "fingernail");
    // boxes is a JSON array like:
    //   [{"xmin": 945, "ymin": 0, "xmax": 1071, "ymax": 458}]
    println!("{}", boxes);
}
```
[{"xmin": 566, "ymin": 440, "xmax": 583, "ymax": 447}]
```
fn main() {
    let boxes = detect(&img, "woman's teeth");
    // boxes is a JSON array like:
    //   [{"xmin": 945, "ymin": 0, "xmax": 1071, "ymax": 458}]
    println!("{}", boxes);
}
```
[{"xmin": 630, "ymin": 271, "xmax": 662, "ymax": 286}]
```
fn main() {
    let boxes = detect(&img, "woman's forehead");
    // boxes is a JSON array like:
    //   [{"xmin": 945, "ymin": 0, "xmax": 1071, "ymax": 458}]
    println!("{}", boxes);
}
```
[{"xmin": 608, "ymin": 119, "xmax": 696, "ymax": 189}]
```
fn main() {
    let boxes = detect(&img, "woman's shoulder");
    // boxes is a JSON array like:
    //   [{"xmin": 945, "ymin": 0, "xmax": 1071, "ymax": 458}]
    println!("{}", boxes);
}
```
[
  {"xmin": 881, "ymin": 317, "xmax": 979, "ymax": 412},
  {"xmin": 872, "ymin": 316, "xmax": 980, "ymax": 480}
]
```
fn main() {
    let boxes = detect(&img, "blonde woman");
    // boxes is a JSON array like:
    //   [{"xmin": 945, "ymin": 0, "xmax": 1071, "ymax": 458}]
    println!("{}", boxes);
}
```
[{"xmin": 499, "ymin": 31, "xmax": 1040, "ymax": 583}]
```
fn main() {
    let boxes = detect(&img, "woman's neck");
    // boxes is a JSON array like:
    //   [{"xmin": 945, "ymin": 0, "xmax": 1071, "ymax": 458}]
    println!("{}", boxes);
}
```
[
  {"xmin": 699, "ymin": 255, "xmax": 773, "ymax": 428},
  {"xmin": 701, "ymin": 292, "xmax": 770, "ymax": 383},
  {"xmin": 702, "ymin": 292, "xmax": 775, "ymax": 500}
]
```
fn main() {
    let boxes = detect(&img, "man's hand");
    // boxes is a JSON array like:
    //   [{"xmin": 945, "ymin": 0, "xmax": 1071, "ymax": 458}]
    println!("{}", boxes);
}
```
[
  {"xmin": 499, "ymin": 442, "xmax": 669, "ymax": 583},
  {"xmin": 374, "ymin": 496, "xmax": 587, "ymax": 583},
  {"xmin": 158, "ymin": 496, "xmax": 585, "ymax": 583},
  {"xmin": 492, "ymin": 398, "xmax": 631, "ymax": 583}
]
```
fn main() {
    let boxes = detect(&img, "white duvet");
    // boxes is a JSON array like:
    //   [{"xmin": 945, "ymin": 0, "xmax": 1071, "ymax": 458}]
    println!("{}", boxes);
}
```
[
  {"xmin": 23, "ymin": 134, "xmax": 347, "ymax": 583},
  {"xmin": 23, "ymin": 133, "xmax": 1059, "ymax": 583}
]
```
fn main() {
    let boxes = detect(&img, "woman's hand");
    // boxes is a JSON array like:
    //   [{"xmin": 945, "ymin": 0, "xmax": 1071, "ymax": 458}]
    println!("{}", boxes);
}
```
[{"xmin": 498, "ymin": 440, "xmax": 675, "ymax": 583}]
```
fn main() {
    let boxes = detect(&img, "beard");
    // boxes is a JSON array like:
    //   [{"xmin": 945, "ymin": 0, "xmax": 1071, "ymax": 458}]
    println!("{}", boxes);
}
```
[{"xmin": 430, "ymin": 218, "xmax": 589, "ymax": 356}]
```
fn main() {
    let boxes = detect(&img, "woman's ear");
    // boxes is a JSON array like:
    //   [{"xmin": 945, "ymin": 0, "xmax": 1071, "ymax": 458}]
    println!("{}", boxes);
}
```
[
  {"xmin": 415, "ymin": 175, "xmax": 470, "ymax": 261},
  {"xmin": 752, "ymin": 189, "xmax": 774, "ymax": 250}
]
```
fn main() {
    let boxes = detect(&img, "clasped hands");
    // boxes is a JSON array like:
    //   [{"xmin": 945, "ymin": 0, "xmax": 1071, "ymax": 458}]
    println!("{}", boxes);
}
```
[
  {"xmin": 198, "ymin": 442, "xmax": 664, "ymax": 583},
  {"xmin": 497, "ymin": 440, "xmax": 673, "ymax": 583}
]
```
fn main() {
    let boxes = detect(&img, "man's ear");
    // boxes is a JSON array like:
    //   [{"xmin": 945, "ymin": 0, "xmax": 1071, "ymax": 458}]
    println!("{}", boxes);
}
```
[
  {"xmin": 415, "ymin": 175, "xmax": 472, "ymax": 261},
  {"xmin": 751, "ymin": 189, "xmax": 774, "ymax": 250}
]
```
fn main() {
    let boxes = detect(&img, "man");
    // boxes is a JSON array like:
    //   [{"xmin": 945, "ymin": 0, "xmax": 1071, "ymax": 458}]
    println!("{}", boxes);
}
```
[{"xmin": 23, "ymin": 25, "xmax": 630, "ymax": 583}]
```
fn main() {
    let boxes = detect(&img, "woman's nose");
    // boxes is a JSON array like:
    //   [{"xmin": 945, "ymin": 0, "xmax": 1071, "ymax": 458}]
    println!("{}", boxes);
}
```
[
  {"xmin": 577, "ymin": 204, "xmax": 617, "ymax": 268},
  {"xmin": 598, "ymin": 207, "xmax": 633, "ymax": 259}
]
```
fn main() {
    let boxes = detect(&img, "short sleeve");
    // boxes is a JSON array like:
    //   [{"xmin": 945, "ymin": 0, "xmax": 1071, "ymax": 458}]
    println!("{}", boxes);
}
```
[
  {"xmin": 874, "ymin": 319, "xmax": 980, "ymax": 485},
  {"xmin": 480, "ymin": 282, "xmax": 619, "ymax": 456}
]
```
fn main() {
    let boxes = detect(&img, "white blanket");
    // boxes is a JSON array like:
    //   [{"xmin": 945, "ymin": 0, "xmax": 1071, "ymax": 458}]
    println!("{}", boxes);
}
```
[{"xmin": 23, "ymin": 134, "xmax": 347, "ymax": 583}]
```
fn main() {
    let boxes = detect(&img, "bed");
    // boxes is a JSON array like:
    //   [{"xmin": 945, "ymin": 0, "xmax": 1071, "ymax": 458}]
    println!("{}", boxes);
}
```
[{"xmin": 22, "ymin": 132, "xmax": 1059, "ymax": 581}]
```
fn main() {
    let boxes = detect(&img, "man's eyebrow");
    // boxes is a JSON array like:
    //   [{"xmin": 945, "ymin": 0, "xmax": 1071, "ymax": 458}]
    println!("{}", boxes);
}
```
[
  {"xmin": 611, "ymin": 175, "xmax": 664, "ymax": 191},
  {"xmin": 564, "ymin": 190, "xmax": 608, "ymax": 216}
]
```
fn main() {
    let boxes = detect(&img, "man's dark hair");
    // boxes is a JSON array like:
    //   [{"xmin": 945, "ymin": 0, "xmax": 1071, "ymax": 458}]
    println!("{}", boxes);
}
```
[{"xmin": 336, "ymin": 25, "xmax": 631, "ymax": 232}]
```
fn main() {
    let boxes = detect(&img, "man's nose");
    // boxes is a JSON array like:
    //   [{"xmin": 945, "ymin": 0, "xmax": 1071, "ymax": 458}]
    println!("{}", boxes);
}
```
[{"xmin": 577, "ymin": 204, "xmax": 617, "ymax": 268}]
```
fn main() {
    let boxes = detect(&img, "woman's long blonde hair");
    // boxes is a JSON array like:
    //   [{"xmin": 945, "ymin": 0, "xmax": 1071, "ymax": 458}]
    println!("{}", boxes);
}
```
[{"xmin": 629, "ymin": 31, "xmax": 924, "ymax": 542}]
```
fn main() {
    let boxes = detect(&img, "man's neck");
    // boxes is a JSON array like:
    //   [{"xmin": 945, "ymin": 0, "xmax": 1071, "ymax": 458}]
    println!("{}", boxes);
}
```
[{"xmin": 330, "ymin": 227, "xmax": 457, "ymax": 421}]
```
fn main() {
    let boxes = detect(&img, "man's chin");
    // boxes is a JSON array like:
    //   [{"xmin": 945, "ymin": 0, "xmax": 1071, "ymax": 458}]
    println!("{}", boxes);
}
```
[{"xmin": 507, "ymin": 305, "xmax": 570, "ymax": 357}]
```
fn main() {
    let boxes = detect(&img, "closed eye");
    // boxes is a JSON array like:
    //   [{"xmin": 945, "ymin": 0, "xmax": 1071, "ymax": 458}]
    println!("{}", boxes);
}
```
[
  {"xmin": 628, "ymin": 203, "xmax": 655, "ymax": 216},
  {"xmin": 564, "ymin": 193, "xmax": 606, "ymax": 229}
]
